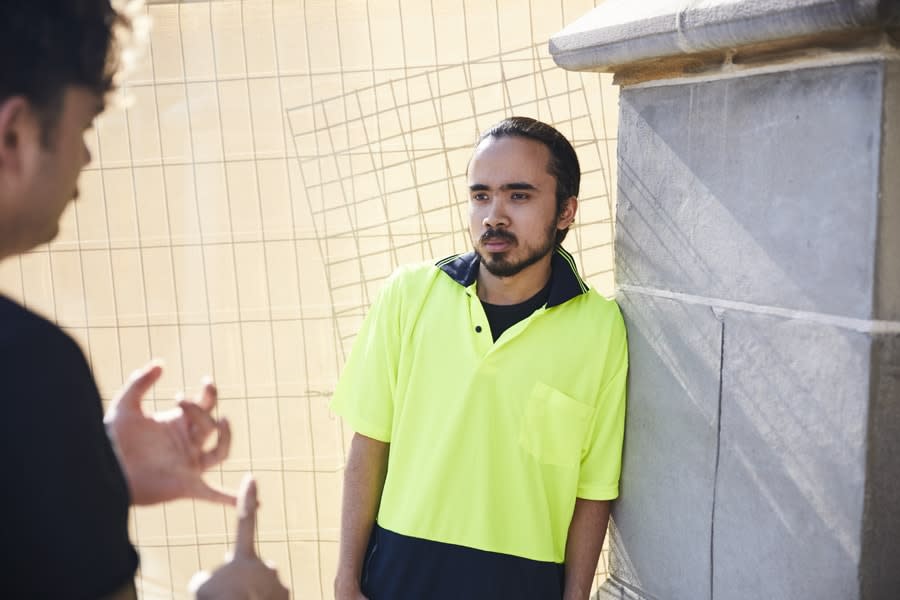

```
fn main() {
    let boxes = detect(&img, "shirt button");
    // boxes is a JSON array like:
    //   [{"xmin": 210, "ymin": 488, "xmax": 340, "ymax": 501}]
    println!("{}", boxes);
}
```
[{"xmin": 475, "ymin": 325, "xmax": 483, "ymax": 333}]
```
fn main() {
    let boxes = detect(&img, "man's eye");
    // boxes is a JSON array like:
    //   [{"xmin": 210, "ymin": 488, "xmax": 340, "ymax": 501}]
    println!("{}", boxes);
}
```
[
  {"xmin": 511, "ymin": 192, "xmax": 529, "ymax": 200},
  {"xmin": 472, "ymin": 193, "xmax": 488, "ymax": 201}
]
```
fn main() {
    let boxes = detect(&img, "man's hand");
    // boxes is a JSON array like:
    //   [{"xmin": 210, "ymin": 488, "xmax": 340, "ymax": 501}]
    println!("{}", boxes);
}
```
[
  {"xmin": 190, "ymin": 475, "xmax": 290, "ymax": 599},
  {"xmin": 104, "ymin": 361, "xmax": 235, "ymax": 506}
]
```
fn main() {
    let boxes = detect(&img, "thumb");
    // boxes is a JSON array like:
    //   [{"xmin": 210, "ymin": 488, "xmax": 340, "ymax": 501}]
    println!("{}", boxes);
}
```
[
  {"xmin": 233, "ymin": 474, "xmax": 259, "ymax": 559},
  {"xmin": 109, "ymin": 361, "xmax": 164, "ymax": 415}
]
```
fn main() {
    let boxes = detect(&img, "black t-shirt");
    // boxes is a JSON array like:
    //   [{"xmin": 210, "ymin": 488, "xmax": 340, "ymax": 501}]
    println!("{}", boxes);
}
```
[
  {"xmin": 480, "ymin": 278, "xmax": 552, "ymax": 342},
  {"xmin": 0, "ymin": 296, "xmax": 138, "ymax": 599}
]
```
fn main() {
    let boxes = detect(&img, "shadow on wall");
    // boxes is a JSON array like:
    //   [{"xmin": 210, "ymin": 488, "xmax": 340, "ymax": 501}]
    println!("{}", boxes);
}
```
[{"xmin": 609, "ymin": 62, "xmax": 878, "ymax": 600}]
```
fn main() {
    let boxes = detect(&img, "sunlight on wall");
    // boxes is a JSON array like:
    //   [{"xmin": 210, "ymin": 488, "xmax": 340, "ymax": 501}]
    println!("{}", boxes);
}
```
[{"xmin": 0, "ymin": 1, "xmax": 618, "ymax": 597}]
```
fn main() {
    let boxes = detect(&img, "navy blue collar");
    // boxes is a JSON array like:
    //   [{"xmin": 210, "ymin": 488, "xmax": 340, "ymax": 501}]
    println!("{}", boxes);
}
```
[{"xmin": 436, "ymin": 246, "xmax": 588, "ymax": 308}]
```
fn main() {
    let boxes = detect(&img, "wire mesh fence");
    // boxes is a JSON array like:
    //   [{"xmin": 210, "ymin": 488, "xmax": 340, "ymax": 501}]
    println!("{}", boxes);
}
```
[{"xmin": 0, "ymin": 1, "xmax": 618, "ymax": 597}]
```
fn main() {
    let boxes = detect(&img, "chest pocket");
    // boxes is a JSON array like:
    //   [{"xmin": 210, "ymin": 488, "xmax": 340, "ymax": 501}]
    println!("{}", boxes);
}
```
[{"xmin": 518, "ymin": 381, "xmax": 592, "ymax": 468}]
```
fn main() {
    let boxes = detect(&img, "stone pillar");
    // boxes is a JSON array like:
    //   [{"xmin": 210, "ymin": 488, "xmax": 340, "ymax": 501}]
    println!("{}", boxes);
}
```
[{"xmin": 550, "ymin": 2, "xmax": 900, "ymax": 599}]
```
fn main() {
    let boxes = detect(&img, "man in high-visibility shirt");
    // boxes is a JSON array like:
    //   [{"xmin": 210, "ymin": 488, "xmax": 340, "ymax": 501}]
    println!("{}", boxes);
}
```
[{"xmin": 332, "ymin": 116, "xmax": 628, "ymax": 600}]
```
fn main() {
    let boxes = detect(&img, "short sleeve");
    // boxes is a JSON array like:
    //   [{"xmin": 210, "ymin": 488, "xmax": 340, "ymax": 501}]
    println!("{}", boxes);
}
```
[
  {"xmin": 576, "ymin": 306, "xmax": 628, "ymax": 500},
  {"xmin": 330, "ymin": 271, "xmax": 403, "ymax": 442}
]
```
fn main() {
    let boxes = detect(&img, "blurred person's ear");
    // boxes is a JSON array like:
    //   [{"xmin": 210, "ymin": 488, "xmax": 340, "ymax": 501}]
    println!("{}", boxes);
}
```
[{"xmin": 0, "ymin": 96, "xmax": 34, "ymax": 175}]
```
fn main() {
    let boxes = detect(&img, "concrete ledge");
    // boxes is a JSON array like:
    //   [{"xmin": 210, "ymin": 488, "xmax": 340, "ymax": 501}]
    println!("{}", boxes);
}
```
[{"xmin": 550, "ymin": 0, "xmax": 900, "ymax": 72}]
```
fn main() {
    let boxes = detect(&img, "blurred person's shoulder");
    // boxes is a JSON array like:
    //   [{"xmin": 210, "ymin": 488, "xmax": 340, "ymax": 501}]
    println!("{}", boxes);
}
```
[
  {"xmin": 0, "ymin": 294, "xmax": 77, "ymax": 350},
  {"xmin": 0, "ymin": 294, "xmax": 90, "ymax": 383}
]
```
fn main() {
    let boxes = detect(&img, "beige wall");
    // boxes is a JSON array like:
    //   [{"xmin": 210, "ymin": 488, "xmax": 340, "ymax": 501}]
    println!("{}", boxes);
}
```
[{"xmin": 0, "ymin": 1, "xmax": 618, "ymax": 597}]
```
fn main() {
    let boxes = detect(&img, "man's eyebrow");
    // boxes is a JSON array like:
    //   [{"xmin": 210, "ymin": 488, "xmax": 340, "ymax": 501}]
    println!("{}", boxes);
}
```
[
  {"xmin": 501, "ymin": 182, "xmax": 537, "ymax": 191},
  {"xmin": 468, "ymin": 182, "xmax": 538, "ymax": 192}
]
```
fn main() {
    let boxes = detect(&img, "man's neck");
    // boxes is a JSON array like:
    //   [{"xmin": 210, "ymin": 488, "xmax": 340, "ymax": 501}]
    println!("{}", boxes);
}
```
[{"xmin": 476, "ymin": 253, "xmax": 552, "ymax": 306}]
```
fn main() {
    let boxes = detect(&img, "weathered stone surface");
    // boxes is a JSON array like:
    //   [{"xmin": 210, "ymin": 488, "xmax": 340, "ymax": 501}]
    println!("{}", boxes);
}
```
[
  {"xmin": 551, "ymin": 4, "xmax": 900, "ymax": 599},
  {"xmin": 876, "ymin": 61, "xmax": 900, "ymax": 321},
  {"xmin": 550, "ymin": 0, "xmax": 900, "ymax": 72},
  {"xmin": 617, "ymin": 61, "xmax": 884, "ymax": 321},
  {"xmin": 609, "ymin": 291, "xmax": 722, "ymax": 600},
  {"xmin": 595, "ymin": 576, "xmax": 646, "ymax": 600},
  {"xmin": 860, "ymin": 333, "xmax": 900, "ymax": 599},
  {"xmin": 714, "ymin": 312, "xmax": 870, "ymax": 600}
]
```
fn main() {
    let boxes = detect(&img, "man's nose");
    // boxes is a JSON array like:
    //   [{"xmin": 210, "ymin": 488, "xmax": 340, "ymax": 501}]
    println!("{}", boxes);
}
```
[{"xmin": 482, "ymin": 198, "xmax": 509, "ymax": 228}]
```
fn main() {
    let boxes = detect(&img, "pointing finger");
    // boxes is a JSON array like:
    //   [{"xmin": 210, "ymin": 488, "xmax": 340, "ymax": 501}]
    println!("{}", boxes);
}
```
[{"xmin": 234, "ymin": 474, "xmax": 259, "ymax": 559}]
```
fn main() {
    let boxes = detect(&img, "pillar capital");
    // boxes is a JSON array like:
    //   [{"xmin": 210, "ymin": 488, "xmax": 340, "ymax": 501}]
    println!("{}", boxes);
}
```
[{"xmin": 550, "ymin": 0, "xmax": 900, "ymax": 82}]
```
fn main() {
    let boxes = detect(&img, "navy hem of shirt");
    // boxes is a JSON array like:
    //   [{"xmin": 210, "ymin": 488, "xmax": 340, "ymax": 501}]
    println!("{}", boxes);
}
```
[{"xmin": 361, "ymin": 523, "xmax": 565, "ymax": 600}]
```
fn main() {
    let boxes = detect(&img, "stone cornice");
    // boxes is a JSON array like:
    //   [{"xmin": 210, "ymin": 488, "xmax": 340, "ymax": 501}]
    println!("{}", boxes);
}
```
[{"xmin": 550, "ymin": 0, "xmax": 900, "ymax": 74}]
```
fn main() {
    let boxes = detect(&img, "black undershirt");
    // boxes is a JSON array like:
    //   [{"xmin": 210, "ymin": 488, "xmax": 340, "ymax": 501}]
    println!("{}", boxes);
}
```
[{"xmin": 480, "ymin": 278, "xmax": 552, "ymax": 342}]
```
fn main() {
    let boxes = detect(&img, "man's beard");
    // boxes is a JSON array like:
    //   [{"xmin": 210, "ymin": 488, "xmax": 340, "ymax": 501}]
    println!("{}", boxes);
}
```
[{"xmin": 474, "ymin": 222, "xmax": 557, "ymax": 278}]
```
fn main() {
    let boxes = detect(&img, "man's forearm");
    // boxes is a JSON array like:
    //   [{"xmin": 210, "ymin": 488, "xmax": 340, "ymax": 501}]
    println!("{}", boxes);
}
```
[
  {"xmin": 335, "ymin": 433, "xmax": 390, "ymax": 597},
  {"xmin": 563, "ymin": 498, "xmax": 611, "ymax": 600}
]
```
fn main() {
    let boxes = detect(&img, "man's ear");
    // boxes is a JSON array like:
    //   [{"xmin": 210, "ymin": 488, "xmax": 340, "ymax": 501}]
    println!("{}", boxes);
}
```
[
  {"xmin": 0, "ymin": 96, "xmax": 34, "ymax": 174},
  {"xmin": 557, "ymin": 195, "xmax": 578, "ymax": 230}
]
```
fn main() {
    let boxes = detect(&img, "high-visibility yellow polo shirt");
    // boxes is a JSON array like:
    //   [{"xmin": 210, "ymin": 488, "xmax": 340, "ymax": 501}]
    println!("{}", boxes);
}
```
[{"xmin": 331, "ymin": 247, "xmax": 627, "ymax": 564}]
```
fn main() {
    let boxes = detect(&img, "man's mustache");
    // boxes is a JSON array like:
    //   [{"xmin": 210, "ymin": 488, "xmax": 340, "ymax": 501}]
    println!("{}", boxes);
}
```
[{"xmin": 480, "ymin": 229, "xmax": 517, "ymax": 245}]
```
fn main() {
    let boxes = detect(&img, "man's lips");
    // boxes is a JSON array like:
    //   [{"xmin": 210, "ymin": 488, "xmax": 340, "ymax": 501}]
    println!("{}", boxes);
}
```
[
  {"xmin": 483, "ymin": 240, "xmax": 511, "ymax": 252},
  {"xmin": 480, "ymin": 230, "xmax": 516, "ymax": 252}
]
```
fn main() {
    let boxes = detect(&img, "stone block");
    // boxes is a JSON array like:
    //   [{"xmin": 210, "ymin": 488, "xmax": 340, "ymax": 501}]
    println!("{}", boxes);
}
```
[
  {"xmin": 617, "ymin": 61, "xmax": 884, "ymax": 320},
  {"xmin": 609, "ymin": 291, "xmax": 722, "ymax": 600},
  {"xmin": 713, "ymin": 312, "xmax": 871, "ymax": 600},
  {"xmin": 876, "ymin": 61, "xmax": 900, "ymax": 321},
  {"xmin": 860, "ymin": 333, "xmax": 900, "ymax": 599}
]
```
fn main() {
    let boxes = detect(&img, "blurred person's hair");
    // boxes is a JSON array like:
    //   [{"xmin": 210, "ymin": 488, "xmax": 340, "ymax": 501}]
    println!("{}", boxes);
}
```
[{"xmin": 0, "ymin": 0, "xmax": 144, "ymax": 145}]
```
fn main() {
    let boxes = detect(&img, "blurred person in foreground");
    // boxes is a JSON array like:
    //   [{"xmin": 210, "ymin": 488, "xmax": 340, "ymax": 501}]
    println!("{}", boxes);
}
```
[
  {"xmin": 332, "ymin": 116, "xmax": 628, "ymax": 600},
  {"xmin": 0, "ymin": 1, "xmax": 288, "ymax": 598}
]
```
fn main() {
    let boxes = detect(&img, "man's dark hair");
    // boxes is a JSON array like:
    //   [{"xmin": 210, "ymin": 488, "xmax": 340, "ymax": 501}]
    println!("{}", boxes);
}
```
[
  {"xmin": 0, "ymin": 0, "xmax": 132, "ymax": 144},
  {"xmin": 478, "ymin": 116, "xmax": 580, "ymax": 245}
]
